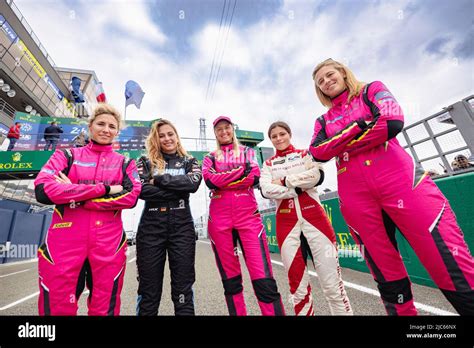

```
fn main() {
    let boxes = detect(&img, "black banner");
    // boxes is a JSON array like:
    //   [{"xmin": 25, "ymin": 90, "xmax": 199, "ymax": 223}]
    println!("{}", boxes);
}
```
[{"xmin": 0, "ymin": 315, "xmax": 472, "ymax": 346}]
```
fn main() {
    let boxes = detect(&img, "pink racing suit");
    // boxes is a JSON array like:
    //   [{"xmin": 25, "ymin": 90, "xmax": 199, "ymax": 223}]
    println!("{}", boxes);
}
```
[
  {"xmin": 34, "ymin": 141, "xmax": 141, "ymax": 315},
  {"xmin": 260, "ymin": 145, "xmax": 353, "ymax": 315},
  {"xmin": 202, "ymin": 143, "xmax": 285, "ymax": 315},
  {"xmin": 309, "ymin": 81, "xmax": 474, "ymax": 315}
]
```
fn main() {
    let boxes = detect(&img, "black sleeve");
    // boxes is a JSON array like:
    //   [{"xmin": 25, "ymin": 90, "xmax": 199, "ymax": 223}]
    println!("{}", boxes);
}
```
[
  {"xmin": 137, "ymin": 156, "xmax": 193, "ymax": 201},
  {"xmin": 136, "ymin": 156, "xmax": 152, "ymax": 184},
  {"xmin": 139, "ymin": 183, "xmax": 186, "ymax": 202},
  {"xmin": 153, "ymin": 157, "xmax": 202, "ymax": 193}
]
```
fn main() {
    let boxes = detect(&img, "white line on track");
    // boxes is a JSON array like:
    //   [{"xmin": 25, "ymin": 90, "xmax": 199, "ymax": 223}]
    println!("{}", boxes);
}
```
[
  {"xmin": 0, "ymin": 240, "xmax": 457, "ymax": 314},
  {"xmin": 0, "ymin": 268, "xmax": 32, "ymax": 278},
  {"xmin": 0, "ymin": 246, "xmax": 137, "ymax": 311},
  {"xmin": 0, "ymin": 258, "xmax": 38, "ymax": 267},
  {"xmin": 197, "ymin": 240, "xmax": 457, "ymax": 316},
  {"xmin": 0, "ymin": 291, "xmax": 39, "ymax": 311},
  {"xmin": 0, "ymin": 288, "xmax": 90, "ymax": 312}
]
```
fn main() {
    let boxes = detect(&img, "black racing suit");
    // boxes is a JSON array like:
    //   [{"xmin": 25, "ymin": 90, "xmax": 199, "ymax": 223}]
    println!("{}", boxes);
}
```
[{"xmin": 136, "ymin": 152, "xmax": 202, "ymax": 316}]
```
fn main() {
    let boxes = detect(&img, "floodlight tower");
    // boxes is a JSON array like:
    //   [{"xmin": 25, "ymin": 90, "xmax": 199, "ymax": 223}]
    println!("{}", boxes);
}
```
[{"xmin": 198, "ymin": 118, "xmax": 208, "ymax": 151}]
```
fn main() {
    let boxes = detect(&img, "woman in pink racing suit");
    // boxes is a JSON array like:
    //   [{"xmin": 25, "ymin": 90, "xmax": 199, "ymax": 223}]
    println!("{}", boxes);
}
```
[
  {"xmin": 260, "ymin": 121, "xmax": 353, "ymax": 315},
  {"xmin": 34, "ymin": 104, "xmax": 142, "ymax": 315},
  {"xmin": 310, "ymin": 58, "xmax": 474, "ymax": 315},
  {"xmin": 202, "ymin": 115, "xmax": 285, "ymax": 316}
]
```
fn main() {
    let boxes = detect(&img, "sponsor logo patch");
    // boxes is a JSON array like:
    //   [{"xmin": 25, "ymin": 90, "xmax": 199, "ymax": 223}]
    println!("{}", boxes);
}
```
[
  {"xmin": 73, "ymin": 160, "xmax": 96, "ymax": 167},
  {"xmin": 52, "ymin": 222, "xmax": 72, "ymax": 228},
  {"xmin": 337, "ymin": 167, "xmax": 347, "ymax": 175},
  {"xmin": 102, "ymin": 164, "xmax": 121, "ymax": 169},
  {"xmin": 164, "ymin": 168, "xmax": 185, "ymax": 176},
  {"xmin": 326, "ymin": 115, "xmax": 343, "ymax": 124},
  {"xmin": 131, "ymin": 170, "xmax": 141, "ymax": 182},
  {"xmin": 374, "ymin": 91, "xmax": 396, "ymax": 104},
  {"xmin": 287, "ymin": 156, "xmax": 301, "ymax": 162}
]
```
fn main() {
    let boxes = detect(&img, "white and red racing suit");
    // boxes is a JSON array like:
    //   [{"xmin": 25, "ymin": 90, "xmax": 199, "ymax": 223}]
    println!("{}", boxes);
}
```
[{"xmin": 260, "ymin": 144, "xmax": 353, "ymax": 315}]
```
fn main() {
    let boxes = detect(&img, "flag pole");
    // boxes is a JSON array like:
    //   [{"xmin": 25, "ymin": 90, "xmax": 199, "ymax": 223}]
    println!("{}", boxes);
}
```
[{"xmin": 124, "ymin": 103, "xmax": 128, "ymax": 121}]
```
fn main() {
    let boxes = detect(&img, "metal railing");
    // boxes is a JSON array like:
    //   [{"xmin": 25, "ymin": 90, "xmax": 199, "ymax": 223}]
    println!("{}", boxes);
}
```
[
  {"xmin": 0, "ymin": 96, "xmax": 16, "ymax": 119},
  {"xmin": 6, "ymin": 0, "xmax": 57, "ymax": 67},
  {"xmin": 401, "ymin": 95, "xmax": 474, "ymax": 176}
]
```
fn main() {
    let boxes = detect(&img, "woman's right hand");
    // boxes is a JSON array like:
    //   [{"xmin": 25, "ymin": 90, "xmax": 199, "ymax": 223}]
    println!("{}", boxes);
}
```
[
  {"xmin": 55, "ymin": 171, "xmax": 72, "ymax": 184},
  {"xmin": 109, "ymin": 185, "xmax": 123, "ymax": 195}
]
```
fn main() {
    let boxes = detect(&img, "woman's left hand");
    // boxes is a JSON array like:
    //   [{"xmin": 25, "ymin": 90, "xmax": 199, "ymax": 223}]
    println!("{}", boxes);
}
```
[
  {"xmin": 272, "ymin": 179, "xmax": 282, "ymax": 186},
  {"xmin": 55, "ymin": 171, "xmax": 72, "ymax": 184}
]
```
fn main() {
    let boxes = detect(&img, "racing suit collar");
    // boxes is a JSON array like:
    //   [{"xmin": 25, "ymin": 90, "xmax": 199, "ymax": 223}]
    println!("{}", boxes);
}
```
[
  {"xmin": 87, "ymin": 140, "xmax": 114, "ymax": 152},
  {"xmin": 331, "ymin": 89, "xmax": 349, "ymax": 106},
  {"xmin": 276, "ymin": 144, "xmax": 296, "ymax": 157},
  {"xmin": 162, "ymin": 152, "xmax": 178, "ymax": 160},
  {"xmin": 220, "ymin": 143, "xmax": 234, "ymax": 151}
]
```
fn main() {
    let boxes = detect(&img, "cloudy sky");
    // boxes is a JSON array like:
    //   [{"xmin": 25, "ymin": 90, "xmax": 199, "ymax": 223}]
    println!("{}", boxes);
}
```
[{"xmin": 14, "ymin": 0, "xmax": 473, "ymax": 224}]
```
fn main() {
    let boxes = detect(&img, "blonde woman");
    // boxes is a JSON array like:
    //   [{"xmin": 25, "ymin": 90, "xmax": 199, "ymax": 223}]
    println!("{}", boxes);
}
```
[
  {"xmin": 202, "ymin": 115, "xmax": 285, "ymax": 316},
  {"xmin": 310, "ymin": 58, "xmax": 474, "ymax": 315},
  {"xmin": 34, "ymin": 103, "xmax": 142, "ymax": 315},
  {"xmin": 135, "ymin": 119, "xmax": 202, "ymax": 316}
]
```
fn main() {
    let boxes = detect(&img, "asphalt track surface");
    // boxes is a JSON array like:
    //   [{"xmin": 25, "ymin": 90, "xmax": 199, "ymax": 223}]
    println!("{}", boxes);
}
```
[{"xmin": 0, "ymin": 240, "xmax": 457, "ymax": 316}]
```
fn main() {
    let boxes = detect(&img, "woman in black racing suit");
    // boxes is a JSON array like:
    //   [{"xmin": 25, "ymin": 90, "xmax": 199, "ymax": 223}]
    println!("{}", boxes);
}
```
[{"xmin": 135, "ymin": 119, "xmax": 202, "ymax": 316}]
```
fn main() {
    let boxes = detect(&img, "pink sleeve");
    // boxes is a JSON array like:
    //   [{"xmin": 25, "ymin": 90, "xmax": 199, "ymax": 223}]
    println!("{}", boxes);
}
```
[
  {"xmin": 34, "ymin": 150, "xmax": 106, "ymax": 205},
  {"xmin": 309, "ymin": 116, "xmax": 365, "ymax": 162},
  {"xmin": 343, "ymin": 81, "xmax": 404, "ymax": 156},
  {"xmin": 84, "ymin": 159, "xmax": 142, "ymax": 210},
  {"xmin": 225, "ymin": 147, "xmax": 260, "ymax": 189},
  {"xmin": 202, "ymin": 154, "xmax": 245, "ymax": 190}
]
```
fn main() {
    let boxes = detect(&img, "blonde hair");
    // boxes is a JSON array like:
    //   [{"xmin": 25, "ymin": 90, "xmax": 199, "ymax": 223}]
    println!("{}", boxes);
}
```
[
  {"xmin": 312, "ymin": 58, "xmax": 365, "ymax": 108},
  {"xmin": 88, "ymin": 103, "xmax": 124, "ymax": 129},
  {"xmin": 214, "ymin": 123, "xmax": 240, "ymax": 160},
  {"xmin": 146, "ymin": 119, "xmax": 189, "ymax": 172}
]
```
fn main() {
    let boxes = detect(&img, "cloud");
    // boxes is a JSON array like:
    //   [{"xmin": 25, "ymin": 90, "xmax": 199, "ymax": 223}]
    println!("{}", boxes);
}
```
[
  {"xmin": 454, "ymin": 31, "xmax": 474, "ymax": 59},
  {"xmin": 424, "ymin": 36, "xmax": 452, "ymax": 57},
  {"xmin": 13, "ymin": 0, "xmax": 474, "ymax": 222}
]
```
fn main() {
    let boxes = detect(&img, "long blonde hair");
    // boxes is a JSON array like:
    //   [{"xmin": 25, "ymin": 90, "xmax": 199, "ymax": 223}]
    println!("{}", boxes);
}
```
[
  {"xmin": 214, "ymin": 123, "xmax": 240, "ymax": 160},
  {"xmin": 146, "ymin": 119, "xmax": 189, "ymax": 172},
  {"xmin": 312, "ymin": 58, "xmax": 365, "ymax": 108}
]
